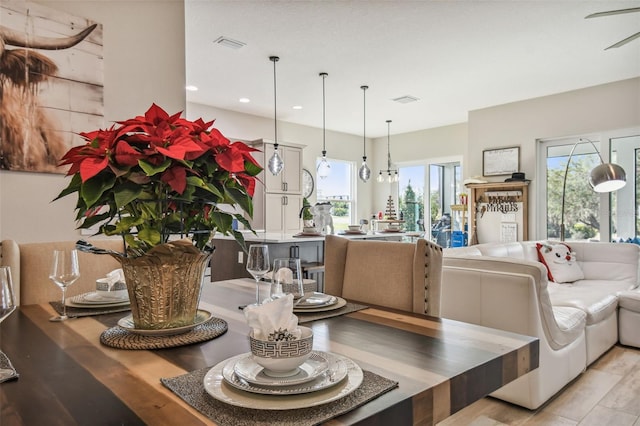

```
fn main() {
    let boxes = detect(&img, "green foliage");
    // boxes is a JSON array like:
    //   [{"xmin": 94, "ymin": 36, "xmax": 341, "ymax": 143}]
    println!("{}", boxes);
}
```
[
  {"xmin": 547, "ymin": 155, "xmax": 600, "ymax": 240},
  {"xmin": 332, "ymin": 201, "xmax": 349, "ymax": 217},
  {"xmin": 399, "ymin": 181, "xmax": 424, "ymax": 231}
]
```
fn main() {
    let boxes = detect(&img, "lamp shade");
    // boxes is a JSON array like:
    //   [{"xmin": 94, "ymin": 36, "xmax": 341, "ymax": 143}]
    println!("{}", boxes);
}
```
[{"xmin": 589, "ymin": 163, "xmax": 626, "ymax": 192}]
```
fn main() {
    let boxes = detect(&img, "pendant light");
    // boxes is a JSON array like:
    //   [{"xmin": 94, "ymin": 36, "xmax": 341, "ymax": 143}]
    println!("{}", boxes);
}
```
[
  {"xmin": 377, "ymin": 120, "xmax": 399, "ymax": 183},
  {"xmin": 358, "ymin": 85, "xmax": 371, "ymax": 182},
  {"xmin": 267, "ymin": 56, "xmax": 284, "ymax": 176},
  {"xmin": 317, "ymin": 72, "xmax": 331, "ymax": 179}
]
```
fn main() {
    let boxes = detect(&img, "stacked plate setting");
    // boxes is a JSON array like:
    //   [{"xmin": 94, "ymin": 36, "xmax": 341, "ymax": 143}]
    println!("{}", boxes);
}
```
[
  {"xmin": 66, "ymin": 291, "xmax": 130, "ymax": 308},
  {"xmin": 293, "ymin": 292, "xmax": 346, "ymax": 313},
  {"xmin": 221, "ymin": 350, "xmax": 352, "ymax": 396}
]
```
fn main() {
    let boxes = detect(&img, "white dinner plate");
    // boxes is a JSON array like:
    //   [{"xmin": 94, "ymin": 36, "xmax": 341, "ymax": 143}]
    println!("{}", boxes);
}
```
[
  {"xmin": 295, "ymin": 292, "xmax": 336, "ymax": 308},
  {"xmin": 117, "ymin": 309, "xmax": 211, "ymax": 336},
  {"xmin": 69, "ymin": 292, "xmax": 129, "ymax": 305},
  {"xmin": 233, "ymin": 351, "xmax": 330, "ymax": 386},
  {"xmin": 204, "ymin": 351, "xmax": 362, "ymax": 409},
  {"xmin": 293, "ymin": 297, "xmax": 347, "ymax": 313}
]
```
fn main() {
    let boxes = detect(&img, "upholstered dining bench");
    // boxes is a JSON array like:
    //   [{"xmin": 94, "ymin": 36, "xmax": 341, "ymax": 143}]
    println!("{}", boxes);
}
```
[{"xmin": 0, "ymin": 239, "xmax": 124, "ymax": 306}]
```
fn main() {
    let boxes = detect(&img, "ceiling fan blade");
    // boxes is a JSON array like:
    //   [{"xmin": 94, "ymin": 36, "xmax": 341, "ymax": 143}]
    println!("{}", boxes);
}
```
[
  {"xmin": 586, "ymin": 7, "xmax": 640, "ymax": 19},
  {"xmin": 605, "ymin": 31, "xmax": 640, "ymax": 49}
]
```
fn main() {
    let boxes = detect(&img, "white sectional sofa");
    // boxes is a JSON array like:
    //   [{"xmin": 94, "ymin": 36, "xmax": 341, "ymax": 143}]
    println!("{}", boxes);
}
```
[{"xmin": 441, "ymin": 241, "xmax": 639, "ymax": 410}]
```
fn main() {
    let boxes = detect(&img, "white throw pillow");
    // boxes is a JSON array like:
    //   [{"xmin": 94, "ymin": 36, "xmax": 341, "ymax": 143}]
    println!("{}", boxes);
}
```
[{"xmin": 536, "ymin": 241, "xmax": 585, "ymax": 283}]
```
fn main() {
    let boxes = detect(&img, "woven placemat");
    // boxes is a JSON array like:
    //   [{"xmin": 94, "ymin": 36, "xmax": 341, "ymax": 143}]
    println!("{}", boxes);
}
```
[
  {"xmin": 100, "ymin": 317, "xmax": 228, "ymax": 350},
  {"xmin": 296, "ymin": 302, "xmax": 368, "ymax": 324},
  {"xmin": 161, "ymin": 366, "xmax": 398, "ymax": 426},
  {"xmin": 50, "ymin": 301, "xmax": 131, "ymax": 318},
  {"xmin": 0, "ymin": 350, "xmax": 19, "ymax": 383}
]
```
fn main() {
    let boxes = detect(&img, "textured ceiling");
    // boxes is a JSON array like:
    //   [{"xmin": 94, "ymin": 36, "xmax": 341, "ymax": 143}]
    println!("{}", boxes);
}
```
[{"xmin": 185, "ymin": 1, "xmax": 640, "ymax": 138}]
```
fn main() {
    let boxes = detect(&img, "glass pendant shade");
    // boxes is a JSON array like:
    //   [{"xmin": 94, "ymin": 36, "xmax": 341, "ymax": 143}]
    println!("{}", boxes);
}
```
[
  {"xmin": 377, "ymin": 171, "xmax": 384, "ymax": 183},
  {"xmin": 267, "ymin": 56, "xmax": 284, "ymax": 176},
  {"xmin": 358, "ymin": 158, "xmax": 371, "ymax": 181},
  {"xmin": 317, "ymin": 155, "xmax": 331, "ymax": 179},
  {"xmin": 268, "ymin": 149, "xmax": 284, "ymax": 175}
]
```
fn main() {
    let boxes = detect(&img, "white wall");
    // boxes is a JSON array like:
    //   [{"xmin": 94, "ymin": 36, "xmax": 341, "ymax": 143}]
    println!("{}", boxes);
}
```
[
  {"xmin": 0, "ymin": 0, "xmax": 186, "ymax": 243},
  {"xmin": 467, "ymin": 77, "xmax": 640, "ymax": 240}
]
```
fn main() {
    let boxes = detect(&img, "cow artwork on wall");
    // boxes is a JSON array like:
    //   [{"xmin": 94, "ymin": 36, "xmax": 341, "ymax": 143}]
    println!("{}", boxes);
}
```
[{"xmin": 0, "ymin": 2, "xmax": 103, "ymax": 174}]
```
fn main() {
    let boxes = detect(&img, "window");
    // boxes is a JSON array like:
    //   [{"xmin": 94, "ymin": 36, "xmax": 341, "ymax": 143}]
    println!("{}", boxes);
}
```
[
  {"xmin": 398, "ymin": 166, "xmax": 425, "ymax": 232},
  {"xmin": 315, "ymin": 158, "xmax": 355, "ymax": 231},
  {"xmin": 398, "ymin": 160, "xmax": 460, "ymax": 247},
  {"xmin": 544, "ymin": 141, "xmax": 602, "ymax": 241},
  {"xmin": 538, "ymin": 131, "xmax": 639, "ymax": 242},
  {"xmin": 610, "ymin": 134, "xmax": 640, "ymax": 242}
]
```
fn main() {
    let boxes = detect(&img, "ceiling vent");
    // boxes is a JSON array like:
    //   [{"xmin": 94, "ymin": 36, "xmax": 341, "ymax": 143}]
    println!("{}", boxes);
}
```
[
  {"xmin": 214, "ymin": 36, "xmax": 246, "ymax": 50},
  {"xmin": 392, "ymin": 95, "xmax": 420, "ymax": 104}
]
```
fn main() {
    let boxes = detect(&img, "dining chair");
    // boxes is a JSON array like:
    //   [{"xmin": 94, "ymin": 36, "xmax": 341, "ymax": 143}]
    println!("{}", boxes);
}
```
[
  {"xmin": 0, "ymin": 239, "xmax": 124, "ymax": 306},
  {"xmin": 324, "ymin": 235, "xmax": 442, "ymax": 316}
]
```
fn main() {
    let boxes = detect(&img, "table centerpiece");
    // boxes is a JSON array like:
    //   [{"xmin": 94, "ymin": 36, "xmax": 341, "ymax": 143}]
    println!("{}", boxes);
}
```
[{"xmin": 56, "ymin": 103, "xmax": 261, "ymax": 330}]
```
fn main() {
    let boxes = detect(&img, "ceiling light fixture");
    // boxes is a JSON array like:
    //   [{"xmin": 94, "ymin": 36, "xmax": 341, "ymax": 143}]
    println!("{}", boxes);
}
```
[
  {"xmin": 377, "ymin": 120, "xmax": 399, "ymax": 183},
  {"xmin": 185, "ymin": 85, "xmax": 198, "ymax": 92},
  {"xmin": 317, "ymin": 72, "xmax": 331, "ymax": 179},
  {"xmin": 239, "ymin": 97, "xmax": 250, "ymax": 103},
  {"xmin": 292, "ymin": 105, "xmax": 303, "ymax": 110},
  {"xmin": 267, "ymin": 56, "xmax": 284, "ymax": 176},
  {"xmin": 358, "ymin": 85, "xmax": 371, "ymax": 182}
]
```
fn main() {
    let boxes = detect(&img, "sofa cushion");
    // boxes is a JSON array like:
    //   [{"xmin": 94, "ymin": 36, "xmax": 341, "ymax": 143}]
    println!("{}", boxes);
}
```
[
  {"xmin": 551, "ymin": 306, "xmax": 587, "ymax": 347},
  {"xmin": 548, "ymin": 280, "xmax": 629, "ymax": 324},
  {"xmin": 536, "ymin": 241, "xmax": 584, "ymax": 283},
  {"xmin": 618, "ymin": 291, "xmax": 640, "ymax": 312}
]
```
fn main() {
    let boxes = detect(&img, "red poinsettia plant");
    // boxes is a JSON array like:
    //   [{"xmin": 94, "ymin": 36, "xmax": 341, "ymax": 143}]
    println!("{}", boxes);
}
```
[{"xmin": 56, "ymin": 103, "xmax": 262, "ymax": 255}]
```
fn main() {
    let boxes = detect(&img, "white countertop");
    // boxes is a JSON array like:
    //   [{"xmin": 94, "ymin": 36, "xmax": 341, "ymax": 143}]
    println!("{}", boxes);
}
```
[{"xmin": 214, "ymin": 231, "xmax": 419, "ymax": 244}]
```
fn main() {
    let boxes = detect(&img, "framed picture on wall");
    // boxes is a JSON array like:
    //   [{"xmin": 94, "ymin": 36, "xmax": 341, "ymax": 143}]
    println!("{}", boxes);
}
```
[{"xmin": 482, "ymin": 146, "xmax": 520, "ymax": 176}]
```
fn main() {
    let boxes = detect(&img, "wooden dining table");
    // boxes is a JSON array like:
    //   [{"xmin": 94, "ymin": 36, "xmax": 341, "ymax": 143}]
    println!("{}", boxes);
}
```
[{"xmin": 0, "ymin": 278, "xmax": 538, "ymax": 425}]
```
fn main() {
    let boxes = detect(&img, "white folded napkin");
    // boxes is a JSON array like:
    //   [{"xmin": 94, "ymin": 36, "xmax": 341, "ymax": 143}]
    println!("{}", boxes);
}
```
[
  {"xmin": 244, "ymin": 294, "xmax": 301, "ymax": 341},
  {"xmin": 106, "ymin": 268, "xmax": 125, "ymax": 290}
]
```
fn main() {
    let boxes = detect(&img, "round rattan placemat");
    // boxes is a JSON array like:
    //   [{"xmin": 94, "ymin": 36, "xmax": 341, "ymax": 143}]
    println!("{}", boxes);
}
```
[{"xmin": 100, "ymin": 317, "xmax": 228, "ymax": 350}]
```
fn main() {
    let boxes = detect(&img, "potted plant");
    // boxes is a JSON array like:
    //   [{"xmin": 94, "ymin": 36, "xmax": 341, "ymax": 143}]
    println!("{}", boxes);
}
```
[{"xmin": 56, "ymin": 104, "xmax": 262, "ymax": 329}]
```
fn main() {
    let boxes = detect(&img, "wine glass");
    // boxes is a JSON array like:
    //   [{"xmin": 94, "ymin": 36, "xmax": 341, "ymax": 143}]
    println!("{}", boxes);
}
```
[
  {"xmin": 0, "ymin": 266, "xmax": 17, "ymax": 381},
  {"xmin": 49, "ymin": 249, "xmax": 80, "ymax": 322},
  {"xmin": 270, "ymin": 258, "xmax": 305, "ymax": 301},
  {"xmin": 246, "ymin": 244, "xmax": 270, "ymax": 306}
]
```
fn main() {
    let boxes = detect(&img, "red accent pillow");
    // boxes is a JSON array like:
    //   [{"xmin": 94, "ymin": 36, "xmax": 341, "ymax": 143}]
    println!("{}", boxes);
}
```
[{"xmin": 536, "ymin": 241, "xmax": 585, "ymax": 283}]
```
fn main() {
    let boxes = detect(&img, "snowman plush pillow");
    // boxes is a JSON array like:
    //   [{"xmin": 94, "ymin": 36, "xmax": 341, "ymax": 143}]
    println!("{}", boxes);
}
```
[{"xmin": 536, "ymin": 241, "xmax": 584, "ymax": 283}]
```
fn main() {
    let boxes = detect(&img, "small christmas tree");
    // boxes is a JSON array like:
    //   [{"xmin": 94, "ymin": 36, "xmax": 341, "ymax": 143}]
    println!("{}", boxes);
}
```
[{"xmin": 385, "ymin": 196, "xmax": 397, "ymax": 219}]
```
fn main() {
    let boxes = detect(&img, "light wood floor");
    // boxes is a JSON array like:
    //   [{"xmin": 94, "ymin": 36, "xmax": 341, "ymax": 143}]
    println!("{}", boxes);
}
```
[{"xmin": 438, "ymin": 344, "xmax": 640, "ymax": 426}]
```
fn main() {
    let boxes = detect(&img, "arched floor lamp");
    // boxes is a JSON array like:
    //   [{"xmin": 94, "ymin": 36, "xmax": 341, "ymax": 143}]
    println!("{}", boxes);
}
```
[{"xmin": 560, "ymin": 138, "xmax": 626, "ymax": 241}]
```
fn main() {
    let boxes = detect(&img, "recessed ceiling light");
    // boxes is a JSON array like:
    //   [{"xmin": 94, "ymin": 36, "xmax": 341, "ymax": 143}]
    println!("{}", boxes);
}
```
[
  {"xmin": 185, "ymin": 85, "xmax": 198, "ymax": 92},
  {"xmin": 292, "ymin": 105, "xmax": 303, "ymax": 110},
  {"xmin": 239, "ymin": 98, "xmax": 250, "ymax": 103},
  {"xmin": 392, "ymin": 95, "xmax": 419, "ymax": 104},
  {"xmin": 214, "ymin": 36, "xmax": 246, "ymax": 50}
]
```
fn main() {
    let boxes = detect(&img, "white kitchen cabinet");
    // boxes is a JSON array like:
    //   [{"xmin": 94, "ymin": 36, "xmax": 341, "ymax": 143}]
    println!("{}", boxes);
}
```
[{"xmin": 250, "ymin": 139, "xmax": 304, "ymax": 233}]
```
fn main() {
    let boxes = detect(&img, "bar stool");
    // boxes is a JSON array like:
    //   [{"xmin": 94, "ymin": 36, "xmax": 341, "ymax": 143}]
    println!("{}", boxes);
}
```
[{"xmin": 300, "ymin": 261, "xmax": 325, "ymax": 292}]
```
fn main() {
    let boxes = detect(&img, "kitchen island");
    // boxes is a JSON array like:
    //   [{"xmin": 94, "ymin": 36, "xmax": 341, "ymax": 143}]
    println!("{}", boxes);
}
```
[{"xmin": 210, "ymin": 231, "xmax": 416, "ymax": 284}]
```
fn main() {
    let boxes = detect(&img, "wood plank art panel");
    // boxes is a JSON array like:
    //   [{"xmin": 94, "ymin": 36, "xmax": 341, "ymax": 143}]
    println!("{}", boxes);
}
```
[{"xmin": 0, "ymin": 1, "xmax": 103, "ymax": 174}]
